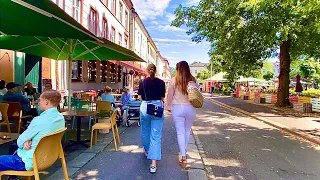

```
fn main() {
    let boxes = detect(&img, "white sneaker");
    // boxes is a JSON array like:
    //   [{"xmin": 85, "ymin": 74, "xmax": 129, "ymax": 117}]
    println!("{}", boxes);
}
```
[{"xmin": 150, "ymin": 165, "xmax": 157, "ymax": 174}]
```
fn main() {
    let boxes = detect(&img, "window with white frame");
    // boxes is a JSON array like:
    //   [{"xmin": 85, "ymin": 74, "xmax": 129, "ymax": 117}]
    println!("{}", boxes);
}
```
[
  {"xmin": 102, "ymin": 18, "xmax": 108, "ymax": 39},
  {"xmin": 119, "ymin": 3, "xmax": 123, "ymax": 23},
  {"xmin": 110, "ymin": 27, "xmax": 116, "ymax": 43},
  {"xmin": 72, "ymin": 0, "xmax": 81, "ymax": 23},
  {"xmin": 111, "ymin": 0, "xmax": 116, "ymax": 15},
  {"xmin": 125, "ymin": 11, "xmax": 128, "ymax": 30},
  {"xmin": 89, "ymin": 8, "xmax": 97, "ymax": 35},
  {"xmin": 118, "ymin": 33, "xmax": 122, "ymax": 46}
]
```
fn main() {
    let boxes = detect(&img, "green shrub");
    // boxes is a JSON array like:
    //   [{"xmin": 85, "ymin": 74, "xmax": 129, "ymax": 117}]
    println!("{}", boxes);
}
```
[{"xmin": 301, "ymin": 89, "xmax": 320, "ymax": 97}]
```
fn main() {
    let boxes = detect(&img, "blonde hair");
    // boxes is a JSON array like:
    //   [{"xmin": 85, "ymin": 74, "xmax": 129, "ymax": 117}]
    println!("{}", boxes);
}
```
[
  {"xmin": 104, "ymin": 86, "xmax": 112, "ymax": 93},
  {"xmin": 40, "ymin": 90, "xmax": 61, "ymax": 106},
  {"xmin": 175, "ymin": 61, "xmax": 195, "ymax": 95}
]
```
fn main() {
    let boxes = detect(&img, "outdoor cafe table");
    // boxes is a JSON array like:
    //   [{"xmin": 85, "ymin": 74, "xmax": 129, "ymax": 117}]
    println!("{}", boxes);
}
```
[
  {"xmin": 61, "ymin": 110, "xmax": 97, "ymax": 147},
  {"xmin": 0, "ymin": 132, "xmax": 19, "ymax": 145}
]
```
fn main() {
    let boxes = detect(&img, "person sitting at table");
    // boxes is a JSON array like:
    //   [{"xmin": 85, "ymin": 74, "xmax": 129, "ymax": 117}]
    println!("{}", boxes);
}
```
[
  {"xmin": 119, "ymin": 87, "xmax": 132, "ymax": 117},
  {"xmin": 23, "ymin": 82, "xmax": 37, "ymax": 99},
  {"xmin": 101, "ymin": 86, "xmax": 115, "ymax": 110},
  {"xmin": 3, "ymin": 82, "xmax": 38, "ymax": 125},
  {"xmin": 43, "ymin": 82, "xmax": 53, "ymax": 92},
  {"xmin": 0, "ymin": 90, "xmax": 65, "ymax": 180},
  {"xmin": 0, "ymin": 80, "xmax": 7, "ymax": 95}
]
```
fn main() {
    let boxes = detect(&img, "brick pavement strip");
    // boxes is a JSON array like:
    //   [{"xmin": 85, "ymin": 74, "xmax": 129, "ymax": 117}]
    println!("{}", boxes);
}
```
[{"xmin": 207, "ymin": 97, "xmax": 320, "ymax": 147}]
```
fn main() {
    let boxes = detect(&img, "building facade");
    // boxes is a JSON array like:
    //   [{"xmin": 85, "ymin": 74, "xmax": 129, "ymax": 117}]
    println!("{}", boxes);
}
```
[
  {"xmin": 1, "ymin": 0, "xmax": 172, "ymax": 93},
  {"xmin": 189, "ymin": 62, "xmax": 210, "ymax": 77}
]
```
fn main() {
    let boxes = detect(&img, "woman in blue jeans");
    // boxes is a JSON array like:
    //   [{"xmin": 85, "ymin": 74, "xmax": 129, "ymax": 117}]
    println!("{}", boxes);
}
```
[{"xmin": 138, "ymin": 64, "xmax": 166, "ymax": 174}]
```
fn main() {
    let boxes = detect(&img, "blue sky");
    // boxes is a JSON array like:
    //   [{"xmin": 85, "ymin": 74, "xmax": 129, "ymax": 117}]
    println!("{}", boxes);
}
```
[{"xmin": 131, "ymin": 0, "xmax": 211, "ymax": 67}]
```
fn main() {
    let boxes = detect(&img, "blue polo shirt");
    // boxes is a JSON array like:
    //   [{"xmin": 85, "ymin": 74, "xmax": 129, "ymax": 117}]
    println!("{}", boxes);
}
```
[{"xmin": 3, "ymin": 91, "xmax": 31, "ymax": 114}]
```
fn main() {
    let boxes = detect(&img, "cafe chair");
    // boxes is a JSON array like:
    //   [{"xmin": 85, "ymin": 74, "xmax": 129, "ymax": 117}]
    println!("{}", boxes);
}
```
[
  {"xmin": 90, "ymin": 108, "xmax": 120, "ymax": 151},
  {"xmin": 96, "ymin": 101, "xmax": 113, "ymax": 119},
  {"xmin": 0, "ymin": 103, "xmax": 11, "ymax": 133},
  {"xmin": 71, "ymin": 100, "xmax": 94, "ymax": 130},
  {"xmin": 3, "ymin": 102, "xmax": 33, "ymax": 134},
  {"xmin": 0, "ymin": 128, "xmax": 69, "ymax": 180}
]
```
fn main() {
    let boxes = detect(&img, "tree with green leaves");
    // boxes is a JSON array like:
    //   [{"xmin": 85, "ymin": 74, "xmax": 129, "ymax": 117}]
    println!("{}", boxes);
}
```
[
  {"xmin": 196, "ymin": 70, "xmax": 210, "ymax": 80},
  {"xmin": 299, "ymin": 58, "xmax": 320, "ymax": 82},
  {"xmin": 172, "ymin": 0, "xmax": 320, "ymax": 107},
  {"xmin": 263, "ymin": 71, "xmax": 274, "ymax": 81}
]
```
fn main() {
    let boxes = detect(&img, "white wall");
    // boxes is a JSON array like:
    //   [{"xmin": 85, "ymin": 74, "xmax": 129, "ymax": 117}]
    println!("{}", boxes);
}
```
[
  {"xmin": 133, "ymin": 20, "xmax": 148, "ymax": 68},
  {"xmin": 51, "ymin": 0, "xmax": 131, "ymax": 91},
  {"xmin": 190, "ymin": 66, "xmax": 208, "ymax": 76}
]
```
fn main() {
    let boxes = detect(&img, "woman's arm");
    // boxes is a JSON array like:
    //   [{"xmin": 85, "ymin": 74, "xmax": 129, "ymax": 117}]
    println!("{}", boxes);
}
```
[{"xmin": 166, "ymin": 80, "xmax": 174, "ymax": 111}]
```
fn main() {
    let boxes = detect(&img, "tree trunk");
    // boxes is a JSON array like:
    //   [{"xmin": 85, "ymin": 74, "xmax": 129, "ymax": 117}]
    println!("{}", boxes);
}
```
[{"xmin": 277, "ymin": 40, "xmax": 291, "ymax": 107}]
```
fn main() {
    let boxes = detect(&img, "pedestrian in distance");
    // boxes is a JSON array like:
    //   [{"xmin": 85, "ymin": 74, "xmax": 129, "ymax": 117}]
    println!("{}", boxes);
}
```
[
  {"xmin": 166, "ymin": 61, "xmax": 197, "ymax": 169},
  {"xmin": 138, "ymin": 64, "xmax": 166, "ymax": 174},
  {"xmin": 210, "ymin": 84, "xmax": 215, "ymax": 97}
]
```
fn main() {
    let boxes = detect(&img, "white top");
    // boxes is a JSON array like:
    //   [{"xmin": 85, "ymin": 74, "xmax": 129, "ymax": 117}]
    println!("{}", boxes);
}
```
[{"xmin": 0, "ymin": 88, "xmax": 7, "ymax": 95}]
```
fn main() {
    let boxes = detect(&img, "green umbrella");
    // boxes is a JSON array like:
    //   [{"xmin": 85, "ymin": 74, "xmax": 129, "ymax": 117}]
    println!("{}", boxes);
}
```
[
  {"xmin": 0, "ymin": 0, "xmax": 144, "ymax": 108},
  {"xmin": 0, "ymin": 0, "xmax": 96, "ymax": 40},
  {"xmin": 0, "ymin": 35, "xmax": 144, "ymax": 61}
]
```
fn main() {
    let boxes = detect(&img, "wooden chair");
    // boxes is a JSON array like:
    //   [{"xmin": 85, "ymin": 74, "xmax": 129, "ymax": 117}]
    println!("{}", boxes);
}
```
[
  {"xmin": 3, "ymin": 102, "xmax": 33, "ymax": 134},
  {"xmin": 90, "ymin": 108, "xmax": 120, "ymax": 151},
  {"xmin": 96, "ymin": 101, "xmax": 113, "ymax": 119},
  {"xmin": 0, "ymin": 128, "xmax": 69, "ymax": 180},
  {"xmin": 0, "ymin": 103, "xmax": 11, "ymax": 133},
  {"xmin": 81, "ymin": 93, "xmax": 91, "ymax": 101}
]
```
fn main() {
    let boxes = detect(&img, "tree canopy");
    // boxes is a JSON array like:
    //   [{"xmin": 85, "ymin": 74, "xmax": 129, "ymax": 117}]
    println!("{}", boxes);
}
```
[
  {"xmin": 196, "ymin": 70, "xmax": 210, "ymax": 80},
  {"xmin": 172, "ymin": 0, "xmax": 320, "ymax": 106}
]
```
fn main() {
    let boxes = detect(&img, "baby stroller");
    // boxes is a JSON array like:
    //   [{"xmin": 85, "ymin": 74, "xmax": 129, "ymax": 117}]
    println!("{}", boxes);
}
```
[{"xmin": 123, "ymin": 100, "xmax": 141, "ymax": 127}]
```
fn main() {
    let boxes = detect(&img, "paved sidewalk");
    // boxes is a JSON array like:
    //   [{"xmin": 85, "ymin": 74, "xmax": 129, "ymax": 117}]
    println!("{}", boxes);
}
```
[
  {"xmin": 205, "ymin": 95, "xmax": 320, "ymax": 145},
  {"xmin": 46, "ymin": 113, "xmax": 207, "ymax": 180}
]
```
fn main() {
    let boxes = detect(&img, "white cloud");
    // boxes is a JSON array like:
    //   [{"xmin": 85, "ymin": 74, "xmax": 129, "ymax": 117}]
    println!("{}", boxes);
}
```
[
  {"xmin": 170, "ymin": 51, "xmax": 179, "ymax": 54},
  {"xmin": 154, "ymin": 38, "xmax": 188, "ymax": 43},
  {"xmin": 185, "ymin": 0, "xmax": 201, "ymax": 6},
  {"xmin": 165, "ymin": 13, "xmax": 176, "ymax": 23},
  {"xmin": 131, "ymin": 0, "xmax": 171, "ymax": 20},
  {"xmin": 158, "ymin": 25, "xmax": 185, "ymax": 32}
]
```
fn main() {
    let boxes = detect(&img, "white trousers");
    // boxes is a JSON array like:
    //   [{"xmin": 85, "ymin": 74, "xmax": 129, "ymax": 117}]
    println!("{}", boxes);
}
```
[{"xmin": 172, "ymin": 104, "xmax": 196, "ymax": 157}]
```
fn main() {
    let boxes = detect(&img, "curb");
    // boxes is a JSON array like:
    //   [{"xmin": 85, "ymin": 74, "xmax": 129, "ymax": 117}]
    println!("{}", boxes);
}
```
[
  {"xmin": 190, "ymin": 129, "xmax": 216, "ymax": 180},
  {"xmin": 207, "ymin": 98, "xmax": 320, "ymax": 146}
]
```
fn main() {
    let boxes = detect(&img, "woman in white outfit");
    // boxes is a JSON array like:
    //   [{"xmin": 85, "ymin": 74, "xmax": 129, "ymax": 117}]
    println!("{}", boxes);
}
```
[{"xmin": 166, "ymin": 61, "xmax": 197, "ymax": 169}]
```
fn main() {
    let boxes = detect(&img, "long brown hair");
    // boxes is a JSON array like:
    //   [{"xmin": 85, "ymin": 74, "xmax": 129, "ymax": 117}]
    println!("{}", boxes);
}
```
[{"xmin": 175, "ymin": 61, "xmax": 195, "ymax": 95}]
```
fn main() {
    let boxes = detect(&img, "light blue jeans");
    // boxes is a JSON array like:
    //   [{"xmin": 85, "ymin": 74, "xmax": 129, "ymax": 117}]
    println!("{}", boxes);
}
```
[{"xmin": 140, "ymin": 100, "xmax": 164, "ymax": 161}]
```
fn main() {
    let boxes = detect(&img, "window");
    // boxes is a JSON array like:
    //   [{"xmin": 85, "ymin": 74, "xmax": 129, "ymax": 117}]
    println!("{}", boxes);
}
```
[
  {"xmin": 111, "ymin": 0, "xmax": 116, "ymax": 15},
  {"xmin": 71, "ymin": 61, "xmax": 82, "ymax": 81},
  {"xmin": 89, "ymin": 8, "xmax": 97, "ymax": 35},
  {"xmin": 88, "ymin": 61, "xmax": 97, "ymax": 82},
  {"xmin": 118, "ymin": 33, "xmax": 122, "ymax": 46},
  {"xmin": 56, "ymin": 0, "xmax": 64, "ymax": 9},
  {"xmin": 110, "ymin": 27, "xmax": 116, "ymax": 43},
  {"xmin": 101, "ymin": 61, "xmax": 108, "ymax": 82},
  {"xmin": 124, "ymin": 34, "xmax": 128, "ymax": 48},
  {"xmin": 125, "ymin": 11, "xmax": 128, "ymax": 30},
  {"xmin": 72, "ymin": 0, "xmax": 81, "ymax": 23},
  {"xmin": 102, "ymin": 18, "xmax": 108, "ymax": 39},
  {"xmin": 104, "ymin": 0, "xmax": 108, "ymax": 7},
  {"xmin": 195, "ymin": 70, "xmax": 197, "ymax": 74},
  {"xmin": 119, "ymin": 3, "xmax": 123, "ymax": 23}
]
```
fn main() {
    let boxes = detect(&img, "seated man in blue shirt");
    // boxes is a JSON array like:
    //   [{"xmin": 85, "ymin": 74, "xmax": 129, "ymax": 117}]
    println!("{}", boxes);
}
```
[
  {"xmin": 0, "ymin": 90, "xmax": 65, "ymax": 180},
  {"xmin": 3, "ymin": 82, "xmax": 38, "ymax": 126},
  {"xmin": 120, "ymin": 87, "xmax": 132, "ymax": 116}
]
